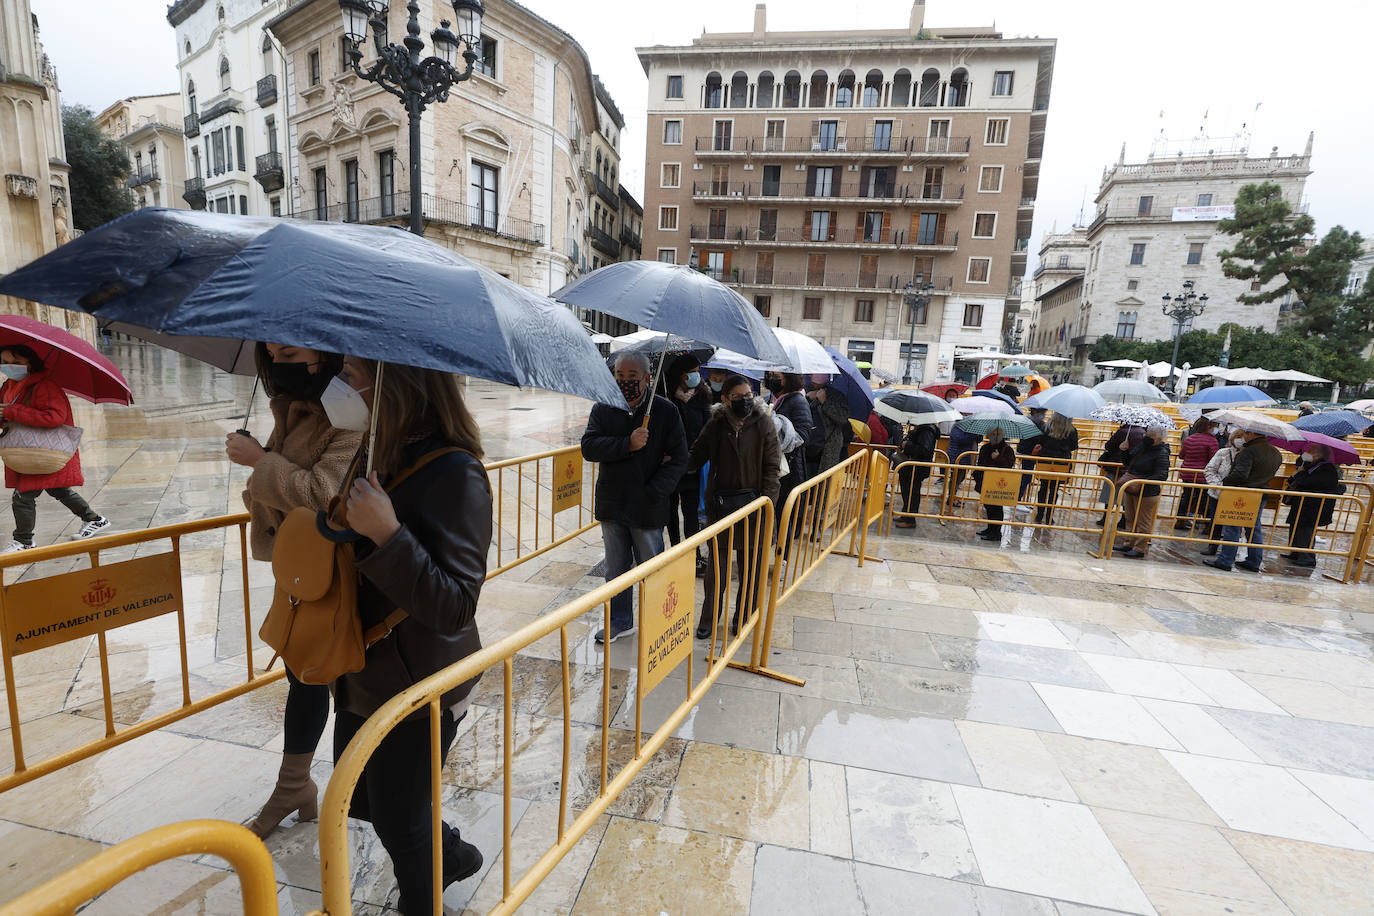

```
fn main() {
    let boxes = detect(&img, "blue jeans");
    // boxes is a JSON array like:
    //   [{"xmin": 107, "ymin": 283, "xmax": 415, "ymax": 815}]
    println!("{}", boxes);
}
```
[
  {"xmin": 601, "ymin": 521, "xmax": 664, "ymax": 630},
  {"xmin": 1217, "ymin": 523, "xmax": 1264, "ymax": 567}
]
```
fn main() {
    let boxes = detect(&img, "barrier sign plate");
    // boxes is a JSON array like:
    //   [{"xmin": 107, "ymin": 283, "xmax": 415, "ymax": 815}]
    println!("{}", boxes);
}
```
[
  {"xmin": 553, "ymin": 454, "xmax": 582, "ymax": 514},
  {"xmin": 979, "ymin": 469, "xmax": 1023, "ymax": 507},
  {"xmin": 4, "ymin": 553, "xmax": 182, "ymax": 656},
  {"xmin": 1215, "ymin": 489, "xmax": 1263, "ymax": 528},
  {"xmin": 638, "ymin": 551, "xmax": 695, "ymax": 694},
  {"xmin": 866, "ymin": 460, "xmax": 889, "ymax": 523},
  {"xmin": 824, "ymin": 473, "xmax": 844, "ymax": 530}
]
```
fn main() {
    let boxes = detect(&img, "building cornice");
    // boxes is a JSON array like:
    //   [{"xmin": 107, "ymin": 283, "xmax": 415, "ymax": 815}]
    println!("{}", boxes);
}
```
[{"xmin": 167, "ymin": 0, "xmax": 208, "ymax": 28}]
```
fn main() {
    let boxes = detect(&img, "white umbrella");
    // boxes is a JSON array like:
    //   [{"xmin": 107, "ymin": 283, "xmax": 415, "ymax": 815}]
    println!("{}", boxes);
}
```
[
  {"xmin": 1018, "ymin": 353, "xmax": 1070, "ymax": 362},
  {"xmin": 951, "ymin": 396, "xmax": 1014, "ymax": 416},
  {"xmin": 1205, "ymin": 409, "xmax": 1300, "ymax": 441},
  {"xmin": 770, "ymin": 326, "xmax": 835, "ymax": 374},
  {"xmin": 589, "ymin": 332, "xmax": 614, "ymax": 344},
  {"xmin": 1094, "ymin": 358, "xmax": 1145, "ymax": 369},
  {"xmin": 1093, "ymin": 378, "xmax": 1166, "ymax": 404}
]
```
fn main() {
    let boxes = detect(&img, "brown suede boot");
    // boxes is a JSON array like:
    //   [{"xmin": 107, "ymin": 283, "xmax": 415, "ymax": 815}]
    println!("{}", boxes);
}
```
[{"xmin": 248, "ymin": 752, "xmax": 318, "ymax": 839}]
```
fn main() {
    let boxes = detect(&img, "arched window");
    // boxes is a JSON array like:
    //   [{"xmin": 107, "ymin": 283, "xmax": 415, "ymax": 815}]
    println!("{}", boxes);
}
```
[
  {"xmin": 947, "ymin": 68, "xmax": 969, "ymax": 107},
  {"xmin": 781, "ymin": 70, "xmax": 801, "ymax": 108},
  {"xmin": 219, "ymin": 57, "xmax": 231, "ymax": 91},
  {"xmin": 729, "ymin": 71, "xmax": 748, "ymax": 108},
  {"xmin": 862, "ymin": 69, "xmax": 883, "ymax": 107},
  {"xmin": 186, "ymin": 79, "xmax": 197, "ymax": 116},
  {"xmin": 891, "ymin": 69, "xmax": 912, "ymax": 107},
  {"xmin": 262, "ymin": 35, "xmax": 274, "ymax": 75},
  {"xmin": 918, "ymin": 68, "xmax": 940, "ymax": 107},
  {"xmin": 704, "ymin": 72, "xmax": 723, "ymax": 109},
  {"xmin": 835, "ymin": 70, "xmax": 855, "ymax": 107},
  {"xmin": 216, "ymin": 4, "xmax": 224, "ymax": 21},
  {"xmin": 756, "ymin": 71, "xmax": 775, "ymax": 109},
  {"xmin": 184, "ymin": 38, "xmax": 192, "ymax": 57},
  {"xmin": 808, "ymin": 70, "xmax": 828, "ymax": 108}
]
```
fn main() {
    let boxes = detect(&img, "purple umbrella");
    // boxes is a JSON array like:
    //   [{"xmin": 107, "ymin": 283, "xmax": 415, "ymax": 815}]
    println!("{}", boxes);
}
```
[{"xmin": 1267, "ymin": 431, "xmax": 1361, "ymax": 466}]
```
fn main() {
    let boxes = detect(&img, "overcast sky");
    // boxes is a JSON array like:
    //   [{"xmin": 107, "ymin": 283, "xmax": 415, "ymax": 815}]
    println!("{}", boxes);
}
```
[{"xmin": 33, "ymin": 0, "xmax": 1373, "ymax": 269}]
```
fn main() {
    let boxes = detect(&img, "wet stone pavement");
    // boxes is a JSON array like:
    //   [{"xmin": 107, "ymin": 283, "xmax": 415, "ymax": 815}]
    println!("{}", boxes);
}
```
[{"xmin": 2, "ymin": 343, "xmax": 1373, "ymax": 914}]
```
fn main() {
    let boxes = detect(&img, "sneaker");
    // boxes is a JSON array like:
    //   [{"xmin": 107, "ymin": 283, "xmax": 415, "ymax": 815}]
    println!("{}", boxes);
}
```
[
  {"xmin": 1, "ymin": 540, "xmax": 33, "ymax": 554},
  {"xmin": 1014, "ymin": 504, "xmax": 1032, "ymax": 517},
  {"xmin": 76, "ymin": 517, "xmax": 110, "ymax": 539},
  {"xmin": 594, "ymin": 622, "xmax": 636, "ymax": 644}
]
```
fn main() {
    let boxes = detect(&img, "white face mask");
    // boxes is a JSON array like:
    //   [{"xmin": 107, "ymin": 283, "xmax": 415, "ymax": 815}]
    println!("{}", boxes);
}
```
[
  {"xmin": 0, "ymin": 365, "xmax": 28, "ymax": 381},
  {"xmin": 320, "ymin": 375, "xmax": 371, "ymax": 431}
]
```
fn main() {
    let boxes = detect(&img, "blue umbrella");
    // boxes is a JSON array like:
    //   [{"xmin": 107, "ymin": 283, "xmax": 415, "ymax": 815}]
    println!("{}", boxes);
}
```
[
  {"xmin": 1186, "ymin": 384, "xmax": 1276, "ymax": 408},
  {"xmin": 0, "ymin": 208, "xmax": 626, "ymax": 408},
  {"xmin": 971, "ymin": 388, "xmax": 1024, "ymax": 414},
  {"xmin": 1292, "ymin": 410, "xmax": 1369, "ymax": 438},
  {"xmin": 1022, "ymin": 383, "xmax": 1106, "ymax": 419},
  {"xmin": 551, "ymin": 261, "xmax": 788, "ymax": 364},
  {"xmin": 821, "ymin": 346, "xmax": 875, "ymax": 420}
]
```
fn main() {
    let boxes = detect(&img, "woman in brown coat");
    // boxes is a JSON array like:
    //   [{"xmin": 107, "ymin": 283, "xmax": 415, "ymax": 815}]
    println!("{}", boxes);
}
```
[{"xmin": 226, "ymin": 343, "xmax": 361, "ymax": 838}]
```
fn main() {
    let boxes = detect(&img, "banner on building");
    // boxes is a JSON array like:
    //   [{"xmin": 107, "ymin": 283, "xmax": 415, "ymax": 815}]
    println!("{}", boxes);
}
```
[{"xmin": 1171, "ymin": 205, "xmax": 1236, "ymax": 222}]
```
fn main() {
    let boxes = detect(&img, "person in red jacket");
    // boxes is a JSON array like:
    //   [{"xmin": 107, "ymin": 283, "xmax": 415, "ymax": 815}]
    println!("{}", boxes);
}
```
[
  {"xmin": 1, "ymin": 344, "xmax": 108, "ymax": 552},
  {"xmin": 1174, "ymin": 417, "xmax": 1219, "ymax": 530}
]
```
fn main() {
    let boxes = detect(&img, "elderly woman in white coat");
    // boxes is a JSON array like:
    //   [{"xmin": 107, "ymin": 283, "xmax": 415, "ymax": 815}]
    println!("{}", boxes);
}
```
[{"xmin": 1199, "ymin": 429, "xmax": 1246, "ymax": 556}]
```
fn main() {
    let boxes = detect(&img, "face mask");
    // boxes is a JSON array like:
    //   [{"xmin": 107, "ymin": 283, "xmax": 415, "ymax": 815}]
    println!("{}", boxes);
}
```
[
  {"xmin": 0, "ymin": 365, "xmax": 28, "ymax": 381},
  {"xmin": 617, "ymin": 377, "xmax": 643, "ymax": 403},
  {"xmin": 1299, "ymin": 451, "xmax": 1313, "ymax": 464},
  {"xmin": 764, "ymin": 377, "xmax": 783, "ymax": 394},
  {"xmin": 730, "ymin": 398, "xmax": 753, "ymax": 419},
  {"xmin": 269, "ymin": 361, "xmax": 320, "ymax": 397},
  {"xmin": 684, "ymin": 372, "xmax": 701, "ymax": 389},
  {"xmin": 709, "ymin": 380, "xmax": 723, "ymax": 393},
  {"xmin": 320, "ymin": 375, "xmax": 371, "ymax": 431}
]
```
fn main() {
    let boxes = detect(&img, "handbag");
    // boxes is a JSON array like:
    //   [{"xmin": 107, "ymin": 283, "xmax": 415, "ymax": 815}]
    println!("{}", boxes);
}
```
[
  {"xmin": 259, "ymin": 446, "xmax": 472, "ymax": 685},
  {"xmin": 0, "ymin": 386, "xmax": 82, "ymax": 475},
  {"xmin": 715, "ymin": 487, "xmax": 760, "ymax": 514}
]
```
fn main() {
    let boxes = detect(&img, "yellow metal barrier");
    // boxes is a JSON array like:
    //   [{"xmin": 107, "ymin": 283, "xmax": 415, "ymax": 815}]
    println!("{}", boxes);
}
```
[
  {"xmin": 485, "ymin": 445, "xmax": 598, "ymax": 579},
  {"xmin": 0, "ymin": 820, "xmax": 278, "ymax": 916},
  {"xmin": 0, "ymin": 514, "xmax": 285, "ymax": 794},
  {"xmin": 308, "ymin": 496, "xmax": 775, "ymax": 916},
  {"xmin": 854, "ymin": 451, "xmax": 890, "ymax": 568}
]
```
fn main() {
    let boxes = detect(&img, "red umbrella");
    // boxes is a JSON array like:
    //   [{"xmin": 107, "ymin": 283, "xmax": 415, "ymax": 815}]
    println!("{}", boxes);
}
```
[
  {"xmin": 1266, "ymin": 431, "xmax": 1360, "ymax": 466},
  {"xmin": 921, "ymin": 382, "xmax": 968, "ymax": 399},
  {"xmin": 0, "ymin": 315, "xmax": 132, "ymax": 405}
]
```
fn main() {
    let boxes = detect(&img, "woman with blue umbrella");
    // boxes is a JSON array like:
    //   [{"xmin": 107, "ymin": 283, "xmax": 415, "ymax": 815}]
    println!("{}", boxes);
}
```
[{"xmin": 958, "ymin": 414, "xmax": 1039, "ymax": 540}]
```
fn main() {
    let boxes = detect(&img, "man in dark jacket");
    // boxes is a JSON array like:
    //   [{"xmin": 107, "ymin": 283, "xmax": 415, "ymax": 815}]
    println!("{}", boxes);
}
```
[
  {"xmin": 1112, "ymin": 425, "xmax": 1172, "ymax": 558},
  {"xmin": 1205, "ymin": 430, "xmax": 1282, "ymax": 572},
  {"xmin": 581, "ymin": 352, "xmax": 688, "ymax": 642}
]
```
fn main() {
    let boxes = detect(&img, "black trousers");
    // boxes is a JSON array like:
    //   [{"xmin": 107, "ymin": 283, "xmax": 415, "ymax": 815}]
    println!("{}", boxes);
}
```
[
  {"xmin": 282, "ymin": 667, "xmax": 331, "ymax": 756},
  {"xmin": 666, "ymin": 475, "xmax": 702, "ymax": 546},
  {"xmin": 12, "ymin": 487, "xmax": 97, "ymax": 544},
  {"xmin": 983, "ymin": 504, "xmax": 1004, "ymax": 533},
  {"xmin": 701, "ymin": 515, "xmax": 762, "ymax": 631},
  {"xmin": 1034, "ymin": 479, "xmax": 1063, "ymax": 523},
  {"xmin": 898, "ymin": 466, "xmax": 926, "ymax": 514},
  {"xmin": 334, "ymin": 706, "xmax": 463, "ymax": 915}
]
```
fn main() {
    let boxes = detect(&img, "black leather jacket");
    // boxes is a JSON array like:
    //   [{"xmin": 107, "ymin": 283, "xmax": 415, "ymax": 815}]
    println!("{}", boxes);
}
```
[{"xmin": 334, "ymin": 438, "xmax": 492, "ymax": 719}]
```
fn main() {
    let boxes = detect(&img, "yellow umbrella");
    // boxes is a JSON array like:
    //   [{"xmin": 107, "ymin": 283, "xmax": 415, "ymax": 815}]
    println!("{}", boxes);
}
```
[{"xmin": 849, "ymin": 417, "xmax": 872, "ymax": 443}]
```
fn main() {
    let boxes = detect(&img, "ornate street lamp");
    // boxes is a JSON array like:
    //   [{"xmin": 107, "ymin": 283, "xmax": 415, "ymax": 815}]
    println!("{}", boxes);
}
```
[
  {"xmin": 339, "ymin": 0, "xmax": 484, "ymax": 236},
  {"xmin": 1161, "ymin": 280, "xmax": 1208, "ymax": 399},
  {"xmin": 901, "ymin": 275, "xmax": 935, "ymax": 384}
]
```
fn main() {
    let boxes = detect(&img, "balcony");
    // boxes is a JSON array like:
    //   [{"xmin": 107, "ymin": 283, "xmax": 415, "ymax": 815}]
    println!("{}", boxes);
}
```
[
  {"xmin": 290, "ymin": 191, "xmax": 544, "ymax": 245},
  {"xmin": 692, "ymin": 135, "xmax": 971, "ymax": 158},
  {"xmin": 182, "ymin": 177, "xmax": 206, "ymax": 209},
  {"xmin": 591, "ymin": 172, "xmax": 618, "ymax": 207},
  {"xmin": 254, "ymin": 152, "xmax": 284, "ymax": 193},
  {"xmin": 725, "ymin": 269, "xmax": 955, "ymax": 293},
  {"xmin": 256, "ymin": 74, "xmax": 278, "ymax": 107},
  {"xmin": 126, "ymin": 166, "xmax": 159, "ymax": 188},
  {"xmin": 1070, "ymin": 335, "xmax": 1098, "ymax": 348},
  {"xmin": 1018, "ymin": 197, "xmax": 1036, "ymax": 209},
  {"xmin": 619, "ymin": 226, "xmax": 641, "ymax": 251},
  {"xmin": 695, "ymin": 223, "xmax": 957, "ymax": 251},
  {"xmin": 184, "ymin": 114, "xmax": 200, "ymax": 138},
  {"xmin": 691, "ymin": 181, "xmax": 964, "ymax": 207},
  {"xmin": 589, "ymin": 225, "xmax": 620, "ymax": 258}
]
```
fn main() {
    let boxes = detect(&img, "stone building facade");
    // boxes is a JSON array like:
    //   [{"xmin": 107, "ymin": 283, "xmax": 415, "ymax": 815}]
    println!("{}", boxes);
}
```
[
  {"xmin": 95, "ymin": 94, "xmax": 189, "ymax": 211},
  {"xmin": 0, "ymin": 0, "xmax": 92, "ymax": 338},
  {"xmin": 266, "ymin": 0, "xmax": 635, "ymax": 296},
  {"xmin": 167, "ymin": 0, "xmax": 291, "ymax": 215},
  {"xmin": 636, "ymin": 1, "xmax": 1055, "ymax": 383},
  {"xmin": 1031, "ymin": 137, "xmax": 1312, "ymax": 379}
]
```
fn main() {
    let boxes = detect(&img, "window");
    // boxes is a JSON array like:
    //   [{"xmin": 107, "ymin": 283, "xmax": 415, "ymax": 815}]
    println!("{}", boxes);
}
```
[
  {"xmin": 704, "ymin": 72, "xmax": 723, "ymax": 108},
  {"xmin": 985, "ymin": 118, "xmax": 1009, "ymax": 145},
  {"xmin": 973, "ymin": 213, "xmax": 997, "ymax": 238},
  {"xmin": 848, "ymin": 342, "xmax": 876, "ymax": 368},
  {"xmin": 816, "ymin": 120, "xmax": 838, "ymax": 151},
  {"xmin": 657, "ymin": 248, "xmax": 676, "ymax": 263},
  {"xmin": 803, "ymin": 297, "xmax": 823, "ymax": 320},
  {"xmin": 219, "ymin": 57, "xmax": 231, "ymax": 91},
  {"xmin": 191, "ymin": 147, "xmax": 201, "ymax": 179},
  {"xmin": 900, "ymin": 343, "xmax": 928, "ymax": 378},
  {"xmin": 663, "ymin": 120, "xmax": 682, "ymax": 144},
  {"xmin": 764, "ymin": 119, "xmax": 785, "ymax": 151},
  {"xmin": 343, "ymin": 160, "xmax": 359, "ymax": 221},
  {"xmin": 926, "ymin": 118, "xmax": 950, "ymax": 152},
  {"xmin": 1129, "ymin": 243, "xmax": 1146, "ymax": 265},
  {"xmin": 859, "ymin": 254, "xmax": 879, "ymax": 287},
  {"xmin": 313, "ymin": 167, "xmax": 328, "ymax": 218},
  {"xmin": 262, "ymin": 34, "xmax": 274, "ymax": 75},
  {"xmin": 1197, "ymin": 193, "xmax": 1212, "ymax": 206},
  {"xmin": 270, "ymin": 197, "xmax": 281, "ymax": 217},
  {"xmin": 239, "ymin": 194, "xmax": 248, "ymax": 216},
  {"xmin": 235, "ymin": 126, "xmax": 245, "ymax": 172},
  {"xmin": 854, "ymin": 300, "xmax": 875, "ymax": 322},
  {"xmin": 477, "ymin": 37, "xmax": 497, "ymax": 78},
  {"xmin": 710, "ymin": 164, "xmax": 729, "ymax": 195},
  {"xmin": 308, "ymin": 50, "xmax": 321, "ymax": 86},
  {"xmin": 378, "ymin": 150, "xmax": 395, "ymax": 216},
  {"xmin": 963, "ymin": 302, "xmax": 984, "ymax": 326},
  {"xmin": 1116, "ymin": 311, "xmax": 1138, "ymax": 339},
  {"xmin": 754, "ymin": 295, "xmax": 771, "ymax": 317},
  {"xmin": 757, "ymin": 209, "xmax": 777, "ymax": 241},
  {"xmin": 978, "ymin": 166, "xmax": 1003, "ymax": 193},
  {"xmin": 967, "ymin": 258, "xmax": 991, "ymax": 283},
  {"xmin": 809, "ymin": 166, "xmax": 836, "ymax": 197},
  {"xmin": 991, "ymin": 71, "xmax": 1014, "ymax": 96},
  {"xmin": 1058, "ymin": 254, "xmax": 1069, "ymax": 267},
  {"xmin": 862, "ymin": 212, "xmax": 884, "ymax": 243},
  {"xmin": 921, "ymin": 167, "xmax": 943, "ymax": 199},
  {"xmin": 809, "ymin": 210, "xmax": 832, "ymax": 241},
  {"xmin": 1250, "ymin": 281, "xmax": 1262, "ymax": 292},
  {"xmin": 861, "ymin": 166, "xmax": 892, "ymax": 198},
  {"xmin": 1187, "ymin": 242, "xmax": 1204, "ymax": 265},
  {"xmin": 907, "ymin": 296, "xmax": 927, "ymax": 325},
  {"xmin": 470, "ymin": 161, "xmax": 498, "ymax": 230},
  {"xmin": 658, "ymin": 206, "xmax": 678, "ymax": 230},
  {"xmin": 339, "ymin": 36, "xmax": 351, "ymax": 73},
  {"xmin": 708, "ymin": 208, "xmax": 727, "ymax": 239},
  {"xmin": 916, "ymin": 212, "xmax": 945, "ymax": 245},
  {"xmin": 211, "ymin": 130, "xmax": 225, "ymax": 174},
  {"xmin": 666, "ymin": 75, "xmax": 683, "ymax": 99},
  {"xmin": 1137, "ymin": 195, "xmax": 1153, "ymax": 217},
  {"xmin": 712, "ymin": 120, "xmax": 732, "ymax": 151},
  {"xmin": 1127, "ymin": 279, "xmax": 1139, "ymax": 290},
  {"xmin": 756, "ymin": 251, "xmax": 774, "ymax": 283},
  {"xmin": 265, "ymin": 116, "xmax": 278, "ymax": 153},
  {"xmin": 761, "ymin": 165, "xmax": 781, "ymax": 196},
  {"xmin": 186, "ymin": 80, "xmax": 197, "ymax": 116},
  {"xmin": 872, "ymin": 120, "xmax": 893, "ymax": 152},
  {"xmin": 660, "ymin": 163, "xmax": 680, "ymax": 188},
  {"xmin": 705, "ymin": 251, "xmax": 724, "ymax": 280},
  {"xmin": 806, "ymin": 253, "xmax": 826, "ymax": 285}
]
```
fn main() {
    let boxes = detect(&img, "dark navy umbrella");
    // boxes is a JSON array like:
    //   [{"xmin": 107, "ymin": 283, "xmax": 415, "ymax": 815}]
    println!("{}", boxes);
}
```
[
  {"xmin": 1292, "ymin": 410, "xmax": 1369, "ymax": 438},
  {"xmin": 971, "ymin": 388, "xmax": 1024, "ymax": 414},
  {"xmin": 821, "ymin": 346, "xmax": 875, "ymax": 421},
  {"xmin": 0, "ymin": 208, "xmax": 626, "ymax": 408}
]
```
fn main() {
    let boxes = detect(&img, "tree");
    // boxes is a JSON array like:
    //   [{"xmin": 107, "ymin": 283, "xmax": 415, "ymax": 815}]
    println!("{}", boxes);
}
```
[
  {"xmin": 62, "ymin": 104, "xmax": 134, "ymax": 232},
  {"xmin": 1217, "ymin": 182, "xmax": 1313, "ymax": 306}
]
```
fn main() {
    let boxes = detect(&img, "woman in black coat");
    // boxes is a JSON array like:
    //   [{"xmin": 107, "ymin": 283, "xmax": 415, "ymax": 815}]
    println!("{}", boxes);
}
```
[
  {"xmin": 765, "ymin": 371, "xmax": 815, "ymax": 523},
  {"xmin": 975, "ymin": 428, "xmax": 1017, "ymax": 540},
  {"xmin": 1280, "ymin": 444, "xmax": 1342, "ymax": 567},
  {"xmin": 893, "ymin": 423, "xmax": 938, "ymax": 527},
  {"xmin": 664, "ymin": 355, "xmax": 712, "ymax": 570}
]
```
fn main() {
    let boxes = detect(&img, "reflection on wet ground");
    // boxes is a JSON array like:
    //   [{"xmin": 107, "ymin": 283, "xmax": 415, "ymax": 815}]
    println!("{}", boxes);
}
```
[{"xmin": 1, "ymin": 345, "xmax": 1373, "ymax": 914}]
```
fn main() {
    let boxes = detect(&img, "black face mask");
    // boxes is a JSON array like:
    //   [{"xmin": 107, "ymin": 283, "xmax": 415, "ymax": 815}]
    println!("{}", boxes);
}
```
[
  {"xmin": 618, "ymin": 377, "xmax": 643, "ymax": 403},
  {"xmin": 730, "ymin": 398, "xmax": 753, "ymax": 419},
  {"xmin": 764, "ymin": 377, "xmax": 783, "ymax": 394},
  {"xmin": 270, "ymin": 361, "xmax": 324, "ymax": 398}
]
